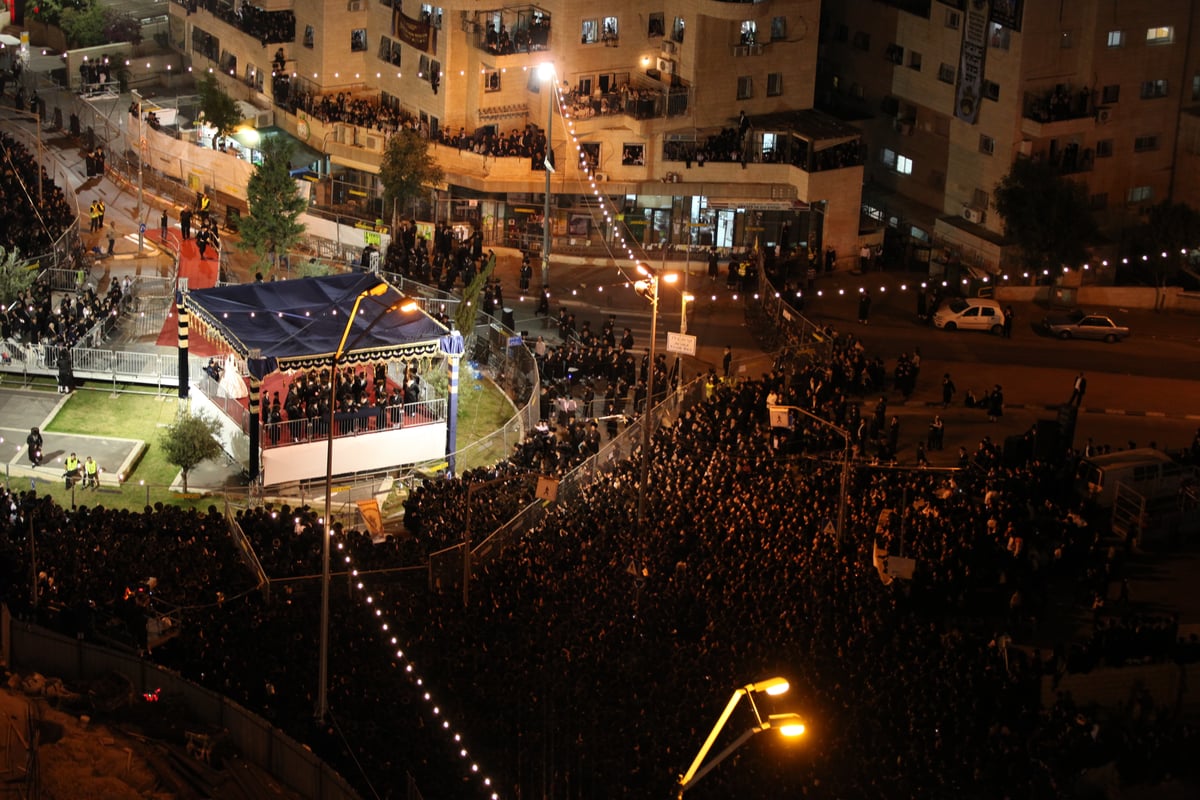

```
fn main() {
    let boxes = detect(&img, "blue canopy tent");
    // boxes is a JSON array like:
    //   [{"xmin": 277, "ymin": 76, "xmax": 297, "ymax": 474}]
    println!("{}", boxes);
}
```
[{"xmin": 184, "ymin": 273, "xmax": 449, "ymax": 481}]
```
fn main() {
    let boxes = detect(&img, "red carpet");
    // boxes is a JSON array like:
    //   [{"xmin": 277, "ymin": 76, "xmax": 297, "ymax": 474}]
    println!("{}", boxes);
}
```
[{"xmin": 154, "ymin": 229, "xmax": 221, "ymax": 353}]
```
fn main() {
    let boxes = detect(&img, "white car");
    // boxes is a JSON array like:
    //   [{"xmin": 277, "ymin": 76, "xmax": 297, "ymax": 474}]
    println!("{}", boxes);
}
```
[{"xmin": 932, "ymin": 298, "xmax": 1005, "ymax": 335}]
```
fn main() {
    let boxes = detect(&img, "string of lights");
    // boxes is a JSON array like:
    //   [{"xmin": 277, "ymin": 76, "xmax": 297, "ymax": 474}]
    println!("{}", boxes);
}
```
[{"xmin": 330, "ymin": 535, "xmax": 502, "ymax": 800}]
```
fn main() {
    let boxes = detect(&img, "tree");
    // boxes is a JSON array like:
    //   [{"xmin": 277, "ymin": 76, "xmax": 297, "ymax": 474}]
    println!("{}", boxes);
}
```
[
  {"xmin": 378, "ymin": 130, "xmax": 443, "ymax": 223},
  {"xmin": 160, "ymin": 410, "xmax": 224, "ymax": 493},
  {"xmin": 197, "ymin": 73, "xmax": 242, "ymax": 150},
  {"xmin": 239, "ymin": 137, "xmax": 307, "ymax": 271},
  {"xmin": 0, "ymin": 247, "xmax": 37, "ymax": 307},
  {"xmin": 1126, "ymin": 201, "xmax": 1200, "ymax": 285},
  {"xmin": 994, "ymin": 157, "xmax": 1097, "ymax": 273},
  {"xmin": 454, "ymin": 252, "xmax": 497, "ymax": 334}
]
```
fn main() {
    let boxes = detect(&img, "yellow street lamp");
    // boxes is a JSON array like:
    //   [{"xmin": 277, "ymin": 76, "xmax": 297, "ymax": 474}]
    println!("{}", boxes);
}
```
[
  {"xmin": 676, "ymin": 676, "xmax": 806, "ymax": 797},
  {"xmin": 316, "ymin": 281, "xmax": 417, "ymax": 721},
  {"xmin": 633, "ymin": 264, "xmax": 677, "ymax": 532}
]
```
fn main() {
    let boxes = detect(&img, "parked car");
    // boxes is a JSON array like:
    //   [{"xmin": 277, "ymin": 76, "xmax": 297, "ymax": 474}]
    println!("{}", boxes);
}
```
[
  {"xmin": 1041, "ymin": 309, "xmax": 1130, "ymax": 342},
  {"xmin": 932, "ymin": 297, "xmax": 1005, "ymax": 334}
]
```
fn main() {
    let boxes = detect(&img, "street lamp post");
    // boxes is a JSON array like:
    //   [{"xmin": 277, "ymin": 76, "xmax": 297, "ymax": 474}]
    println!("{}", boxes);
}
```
[
  {"xmin": 769, "ymin": 404, "xmax": 852, "ymax": 546},
  {"xmin": 316, "ymin": 282, "xmax": 417, "ymax": 722},
  {"xmin": 677, "ymin": 676, "xmax": 806, "ymax": 797},
  {"xmin": 131, "ymin": 89, "xmax": 145, "ymax": 240},
  {"xmin": 634, "ymin": 264, "xmax": 677, "ymax": 532},
  {"xmin": 537, "ymin": 62, "xmax": 556, "ymax": 289}
]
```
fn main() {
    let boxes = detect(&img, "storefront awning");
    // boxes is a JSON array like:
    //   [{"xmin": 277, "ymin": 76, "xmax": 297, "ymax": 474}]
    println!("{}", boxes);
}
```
[{"xmin": 707, "ymin": 198, "xmax": 808, "ymax": 211}]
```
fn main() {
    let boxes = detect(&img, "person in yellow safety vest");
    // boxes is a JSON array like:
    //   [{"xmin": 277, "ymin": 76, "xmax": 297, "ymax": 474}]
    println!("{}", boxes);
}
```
[
  {"xmin": 83, "ymin": 456, "xmax": 99, "ymax": 490},
  {"xmin": 97, "ymin": 199, "xmax": 106, "ymax": 227},
  {"xmin": 64, "ymin": 453, "xmax": 80, "ymax": 489},
  {"xmin": 199, "ymin": 193, "xmax": 211, "ymax": 221},
  {"xmin": 89, "ymin": 201, "xmax": 100, "ymax": 232}
]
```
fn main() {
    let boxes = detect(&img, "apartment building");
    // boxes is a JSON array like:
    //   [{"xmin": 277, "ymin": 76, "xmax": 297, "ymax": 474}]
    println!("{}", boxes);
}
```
[
  {"xmin": 167, "ymin": 0, "xmax": 870, "ymax": 265},
  {"xmin": 818, "ymin": 0, "xmax": 1200, "ymax": 271}
]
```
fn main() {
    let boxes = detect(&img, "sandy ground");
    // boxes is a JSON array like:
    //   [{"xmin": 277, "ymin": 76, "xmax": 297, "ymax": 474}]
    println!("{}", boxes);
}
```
[{"xmin": 0, "ymin": 674, "xmax": 165, "ymax": 799}]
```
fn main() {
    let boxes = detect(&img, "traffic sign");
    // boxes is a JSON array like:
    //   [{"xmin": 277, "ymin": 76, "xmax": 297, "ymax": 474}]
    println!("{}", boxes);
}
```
[
  {"xmin": 507, "ymin": 335, "xmax": 524, "ymax": 348},
  {"xmin": 666, "ymin": 332, "xmax": 696, "ymax": 356}
]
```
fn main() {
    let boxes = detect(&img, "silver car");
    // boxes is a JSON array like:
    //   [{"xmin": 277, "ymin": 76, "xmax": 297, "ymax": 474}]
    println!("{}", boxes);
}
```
[{"xmin": 1041, "ymin": 310, "xmax": 1130, "ymax": 342}]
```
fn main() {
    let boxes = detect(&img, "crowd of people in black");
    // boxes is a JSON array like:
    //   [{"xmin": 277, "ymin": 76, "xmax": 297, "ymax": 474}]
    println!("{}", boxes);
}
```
[
  {"xmin": 3, "ymin": 323, "xmax": 1199, "ymax": 798},
  {"xmin": 1, "ymin": 273, "xmax": 128, "ymax": 350},
  {"xmin": 182, "ymin": 0, "xmax": 295, "ymax": 46},
  {"xmin": 0, "ymin": 133, "xmax": 78, "ymax": 259}
]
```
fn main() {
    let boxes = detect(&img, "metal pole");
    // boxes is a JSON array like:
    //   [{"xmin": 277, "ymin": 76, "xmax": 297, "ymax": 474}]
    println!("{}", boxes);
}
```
[
  {"xmin": 316, "ymin": 360, "xmax": 338, "ymax": 721},
  {"xmin": 132, "ymin": 89, "xmax": 145, "ymax": 234},
  {"xmin": 636, "ymin": 275, "xmax": 659, "ymax": 532},
  {"xmin": 541, "ymin": 83, "xmax": 553, "ymax": 289}
]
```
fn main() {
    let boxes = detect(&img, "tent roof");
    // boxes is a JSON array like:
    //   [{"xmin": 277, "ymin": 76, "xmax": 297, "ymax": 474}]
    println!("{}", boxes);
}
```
[{"xmin": 185, "ymin": 273, "xmax": 448, "ymax": 372}]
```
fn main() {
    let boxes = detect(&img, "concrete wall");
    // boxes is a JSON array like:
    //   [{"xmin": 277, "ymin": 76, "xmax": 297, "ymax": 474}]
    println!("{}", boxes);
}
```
[{"xmin": 995, "ymin": 284, "xmax": 1193, "ymax": 311}]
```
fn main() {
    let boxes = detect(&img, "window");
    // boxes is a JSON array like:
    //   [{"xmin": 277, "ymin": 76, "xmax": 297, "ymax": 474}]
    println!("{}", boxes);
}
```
[
  {"xmin": 1134, "ymin": 134, "xmax": 1160, "ymax": 152},
  {"xmin": 767, "ymin": 72, "xmax": 783, "ymax": 97},
  {"xmin": 771, "ymin": 16, "xmax": 787, "ymax": 40},
  {"xmin": 979, "ymin": 134, "xmax": 994, "ymax": 155},
  {"xmin": 420, "ymin": 5, "xmax": 442, "ymax": 29},
  {"xmin": 740, "ymin": 21, "xmax": 757, "ymax": 46},
  {"xmin": 945, "ymin": 9, "xmax": 960, "ymax": 29},
  {"xmin": 351, "ymin": 28, "xmax": 367, "ymax": 52},
  {"xmin": 582, "ymin": 19, "xmax": 598, "ymax": 44},
  {"xmin": 1096, "ymin": 139, "xmax": 1113, "ymax": 157},
  {"xmin": 602, "ymin": 16, "xmax": 619, "ymax": 43},
  {"xmin": 1128, "ymin": 185, "xmax": 1153, "ymax": 204},
  {"xmin": 378, "ymin": 35, "xmax": 391, "ymax": 62},
  {"xmin": 1060, "ymin": 30, "xmax": 1073, "ymax": 48},
  {"xmin": 1101, "ymin": 84, "xmax": 1120, "ymax": 104},
  {"xmin": 1141, "ymin": 79, "xmax": 1168, "ymax": 99},
  {"xmin": 909, "ymin": 51, "xmax": 922, "ymax": 70},
  {"xmin": 304, "ymin": 25, "xmax": 314, "ymax": 48},
  {"xmin": 672, "ymin": 16, "xmax": 685, "ymax": 43},
  {"xmin": 1192, "ymin": 74, "xmax": 1200, "ymax": 101},
  {"xmin": 737, "ymin": 76, "xmax": 753, "ymax": 100},
  {"xmin": 1146, "ymin": 26, "xmax": 1174, "ymax": 44},
  {"xmin": 896, "ymin": 154, "xmax": 913, "ymax": 174},
  {"xmin": 938, "ymin": 63, "xmax": 955, "ymax": 84},
  {"xmin": 1090, "ymin": 192, "xmax": 1108, "ymax": 211},
  {"xmin": 853, "ymin": 31, "xmax": 871, "ymax": 51},
  {"xmin": 972, "ymin": 188, "xmax": 990, "ymax": 209},
  {"xmin": 989, "ymin": 24, "xmax": 1010, "ymax": 51},
  {"xmin": 1106, "ymin": 30, "xmax": 1124, "ymax": 47},
  {"xmin": 983, "ymin": 80, "xmax": 1000, "ymax": 101},
  {"xmin": 483, "ymin": 68, "xmax": 501, "ymax": 92},
  {"xmin": 577, "ymin": 76, "xmax": 593, "ymax": 96},
  {"xmin": 880, "ymin": 148, "xmax": 896, "ymax": 168},
  {"xmin": 885, "ymin": 43, "xmax": 903, "ymax": 64},
  {"xmin": 648, "ymin": 13, "xmax": 664, "ymax": 38}
]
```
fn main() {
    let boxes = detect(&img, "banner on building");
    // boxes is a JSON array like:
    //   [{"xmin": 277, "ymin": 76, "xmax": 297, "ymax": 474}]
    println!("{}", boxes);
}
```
[
  {"xmin": 356, "ymin": 499, "xmax": 385, "ymax": 538},
  {"xmin": 393, "ymin": 9, "xmax": 436, "ymax": 53},
  {"xmin": 954, "ymin": 0, "xmax": 991, "ymax": 125}
]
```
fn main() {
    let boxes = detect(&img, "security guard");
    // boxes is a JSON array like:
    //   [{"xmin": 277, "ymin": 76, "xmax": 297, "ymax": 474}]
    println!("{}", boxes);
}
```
[
  {"xmin": 83, "ymin": 456, "xmax": 99, "ymax": 490},
  {"xmin": 64, "ymin": 453, "xmax": 80, "ymax": 488}
]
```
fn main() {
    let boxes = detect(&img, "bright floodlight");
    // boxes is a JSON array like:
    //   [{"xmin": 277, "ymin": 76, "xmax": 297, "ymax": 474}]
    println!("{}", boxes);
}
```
[
  {"xmin": 769, "ymin": 714, "xmax": 807, "ymax": 737},
  {"xmin": 537, "ymin": 62, "xmax": 555, "ymax": 82},
  {"xmin": 636, "ymin": 262, "xmax": 651, "ymax": 277},
  {"xmin": 662, "ymin": 272, "xmax": 680, "ymax": 285},
  {"xmin": 748, "ymin": 676, "xmax": 790, "ymax": 696}
]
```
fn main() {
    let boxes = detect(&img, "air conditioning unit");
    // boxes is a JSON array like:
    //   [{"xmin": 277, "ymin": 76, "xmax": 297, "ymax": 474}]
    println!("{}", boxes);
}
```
[
  {"xmin": 657, "ymin": 57, "xmax": 674, "ymax": 74},
  {"xmin": 661, "ymin": 41, "xmax": 676, "ymax": 55},
  {"xmin": 1096, "ymin": 108, "xmax": 1111, "ymax": 123},
  {"xmin": 365, "ymin": 135, "xmax": 381, "ymax": 150},
  {"xmin": 347, "ymin": 0, "xmax": 363, "ymax": 11},
  {"xmin": 962, "ymin": 206, "xmax": 986, "ymax": 224},
  {"xmin": 593, "ymin": 172, "xmax": 608, "ymax": 183}
]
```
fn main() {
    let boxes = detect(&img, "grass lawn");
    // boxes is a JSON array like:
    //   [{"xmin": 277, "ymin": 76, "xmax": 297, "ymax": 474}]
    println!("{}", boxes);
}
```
[{"xmin": 40, "ymin": 387, "xmax": 217, "ymax": 512}]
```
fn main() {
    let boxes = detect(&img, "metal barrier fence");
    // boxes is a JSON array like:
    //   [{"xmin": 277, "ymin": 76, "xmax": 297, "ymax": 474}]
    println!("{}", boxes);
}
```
[
  {"xmin": 6, "ymin": 616, "xmax": 361, "ymax": 800},
  {"xmin": 223, "ymin": 498, "xmax": 271, "ymax": 600},
  {"xmin": 749, "ymin": 268, "xmax": 834, "ymax": 360},
  {"xmin": 261, "ymin": 398, "xmax": 447, "ymax": 445},
  {"xmin": 1, "ymin": 340, "xmax": 192, "ymax": 391}
]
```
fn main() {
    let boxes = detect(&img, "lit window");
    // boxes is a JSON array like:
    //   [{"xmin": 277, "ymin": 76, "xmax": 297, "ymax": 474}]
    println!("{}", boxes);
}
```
[
  {"xmin": 420, "ymin": 5, "xmax": 443, "ymax": 29},
  {"xmin": 582, "ymin": 19, "xmax": 598, "ymax": 45},
  {"xmin": 1106, "ymin": 30, "xmax": 1124, "ymax": 47},
  {"xmin": 672, "ymin": 16, "xmax": 685, "ymax": 43},
  {"xmin": 602, "ymin": 16, "xmax": 619, "ymax": 43},
  {"xmin": 896, "ymin": 155, "xmax": 913, "ymax": 175},
  {"xmin": 880, "ymin": 148, "xmax": 896, "ymax": 168},
  {"xmin": 740, "ymin": 21, "xmax": 757, "ymax": 46},
  {"xmin": 1146, "ymin": 26, "xmax": 1173, "ymax": 44},
  {"xmin": 1128, "ymin": 185, "xmax": 1153, "ymax": 203}
]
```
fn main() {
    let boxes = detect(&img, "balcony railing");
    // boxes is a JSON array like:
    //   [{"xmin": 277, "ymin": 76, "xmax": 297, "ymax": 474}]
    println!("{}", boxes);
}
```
[
  {"xmin": 262, "ymin": 398, "xmax": 447, "ymax": 447},
  {"xmin": 1023, "ymin": 87, "xmax": 1093, "ymax": 124},
  {"xmin": 174, "ymin": 0, "xmax": 296, "ymax": 45}
]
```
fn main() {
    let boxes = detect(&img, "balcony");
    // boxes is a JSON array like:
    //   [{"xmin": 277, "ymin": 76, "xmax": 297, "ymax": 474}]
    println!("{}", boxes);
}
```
[
  {"xmin": 173, "ymin": 0, "xmax": 296, "ymax": 44},
  {"xmin": 1021, "ymin": 87, "xmax": 1096, "ymax": 138}
]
